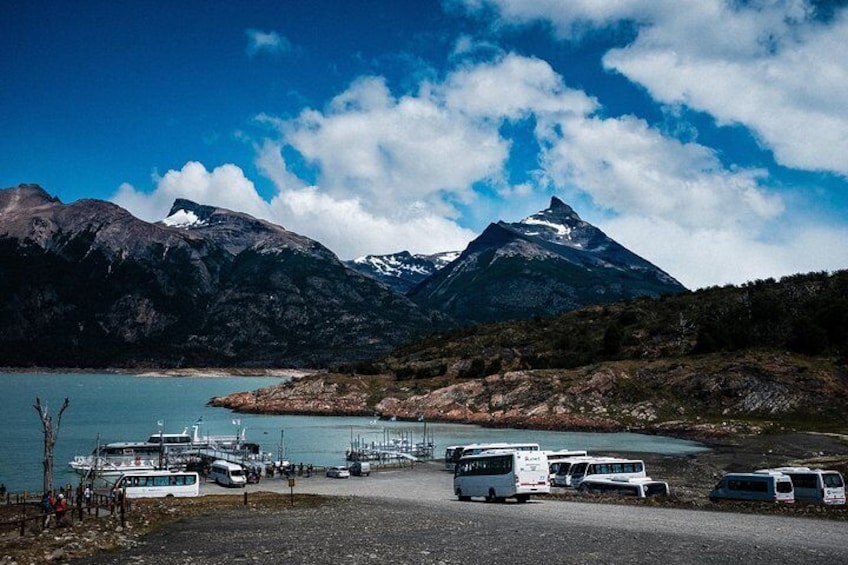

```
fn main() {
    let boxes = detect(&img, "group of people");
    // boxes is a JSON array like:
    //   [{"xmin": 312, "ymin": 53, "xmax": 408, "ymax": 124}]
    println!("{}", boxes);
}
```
[
  {"xmin": 40, "ymin": 490, "xmax": 69, "ymax": 527},
  {"xmin": 266, "ymin": 461, "xmax": 314, "ymax": 478}
]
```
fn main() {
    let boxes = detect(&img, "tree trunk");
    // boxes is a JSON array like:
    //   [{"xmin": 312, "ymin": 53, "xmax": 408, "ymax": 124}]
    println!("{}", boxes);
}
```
[{"xmin": 34, "ymin": 397, "xmax": 70, "ymax": 494}]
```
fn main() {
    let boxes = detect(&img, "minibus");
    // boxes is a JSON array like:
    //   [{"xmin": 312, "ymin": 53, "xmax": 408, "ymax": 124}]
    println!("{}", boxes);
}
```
[
  {"xmin": 758, "ymin": 467, "xmax": 845, "ymax": 505},
  {"xmin": 209, "ymin": 460, "xmax": 247, "ymax": 487},
  {"xmin": 709, "ymin": 471, "xmax": 794, "ymax": 503},
  {"xmin": 454, "ymin": 449, "xmax": 550, "ymax": 503}
]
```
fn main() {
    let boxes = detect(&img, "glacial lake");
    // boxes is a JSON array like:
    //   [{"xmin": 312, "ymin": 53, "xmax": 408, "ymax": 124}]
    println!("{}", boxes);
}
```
[{"xmin": 0, "ymin": 372, "xmax": 708, "ymax": 493}]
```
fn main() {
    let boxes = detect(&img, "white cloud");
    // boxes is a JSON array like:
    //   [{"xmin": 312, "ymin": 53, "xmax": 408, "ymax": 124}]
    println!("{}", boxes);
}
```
[
  {"xmin": 113, "ymin": 161, "xmax": 272, "ymax": 223},
  {"xmin": 441, "ymin": 52, "xmax": 597, "ymax": 119},
  {"xmin": 112, "ymin": 47, "xmax": 843, "ymax": 287},
  {"xmin": 602, "ymin": 215, "xmax": 848, "ymax": 289},
  {"xmin": 460, "ymin": 0, "xmax": 848, "ymax": 176},
  {"xmin": 259, "ymin": 142, "xmax": 478, "ymax": 257},
  {"xmin": 246, "ymin": 29, "xmax": 291, "ymax": 58},
  {"xmin": 280, "ymin": 75, "xmax": 509, "ymax": 216},
  {"xmin": 539, "ymin": 113, "xmax": 783, "ymax": 230}
]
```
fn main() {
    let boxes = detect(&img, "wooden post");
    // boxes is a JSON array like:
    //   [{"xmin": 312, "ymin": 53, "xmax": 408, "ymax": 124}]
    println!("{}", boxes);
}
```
[
  {"xmin": 120, "ymin": 489, "xmax": 126, "ymax": 528},
  {"xmin": 77, "ymin": 486, "xmax": 83, "ymax": 522},
  {"xmin": 288, "ymin": 477, "xmax": 295, "ymax": 506}
]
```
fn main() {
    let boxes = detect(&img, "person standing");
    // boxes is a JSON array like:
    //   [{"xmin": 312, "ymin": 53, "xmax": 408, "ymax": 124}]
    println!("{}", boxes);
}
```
[
  {"xmin": 41, "ymin": 491, "xmax": 54, "ymax": 528},
  {"xmin": 54, "ymin": 493, "xmax": 68, "ymax": 526}
]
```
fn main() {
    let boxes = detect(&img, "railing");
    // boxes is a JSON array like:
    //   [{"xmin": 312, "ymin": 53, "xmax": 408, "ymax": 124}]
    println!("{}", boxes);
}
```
[{"xmin": 0, "ymin": 488, "xmax": 124, "ymax": 536}]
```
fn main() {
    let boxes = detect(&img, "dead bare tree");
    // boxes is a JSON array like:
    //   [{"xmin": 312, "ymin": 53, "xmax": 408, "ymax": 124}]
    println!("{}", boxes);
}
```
[{"xmin": 33, "ymin": 397, "xmax": 70, "ymax": 494}]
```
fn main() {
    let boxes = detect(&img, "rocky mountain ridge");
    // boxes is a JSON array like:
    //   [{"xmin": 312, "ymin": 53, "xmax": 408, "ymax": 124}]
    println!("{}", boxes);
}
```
[
  {"xmin": 408, "ymin": 197, "xmax": 687, "ymax": 324},
  {"xmin": 345, "ymin": 250, "xmax": 460, "ymax": 293},
  {"xmin": 0, "ymin": 184, "xmax": 438, "ymax": 367}
]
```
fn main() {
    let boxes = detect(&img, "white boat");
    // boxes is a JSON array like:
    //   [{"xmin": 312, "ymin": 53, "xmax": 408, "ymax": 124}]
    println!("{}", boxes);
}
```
[
  {"xmin": 69, "ymin": 441, "xmax": 163, "ymax": 477},
  {"xmin": 69, "ymin": 425, "xmax": 273, "ymax": 478}
]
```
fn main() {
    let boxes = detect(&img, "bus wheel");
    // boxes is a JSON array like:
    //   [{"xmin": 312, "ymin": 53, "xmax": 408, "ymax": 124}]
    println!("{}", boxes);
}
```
[
  {"xmin": 516, "ymin": 494, "xmax": 529, "ymax": 503},
  {"xmin": 485, "ymin": 489, "xmax": 496, "ymax": 503}
]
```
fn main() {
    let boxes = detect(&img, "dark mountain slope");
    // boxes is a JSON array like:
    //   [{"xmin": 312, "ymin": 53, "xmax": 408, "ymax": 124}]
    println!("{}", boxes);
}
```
[
  {"xmin": 0, "ymin": 185, "xmax": 438, "ymax": 368},
  {"xmin": 408, "ymin": 197, "xmax": 686, "ymax": 324}
]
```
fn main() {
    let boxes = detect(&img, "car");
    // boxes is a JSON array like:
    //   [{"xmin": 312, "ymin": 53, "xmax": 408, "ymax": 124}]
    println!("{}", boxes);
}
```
[
  {"xmin": 326, "ymin": 466, "xmax": 350, "ymax": 479},
  {"xmin": 349, "ymin": 461, "xmax": 371, "ymax": 477}
]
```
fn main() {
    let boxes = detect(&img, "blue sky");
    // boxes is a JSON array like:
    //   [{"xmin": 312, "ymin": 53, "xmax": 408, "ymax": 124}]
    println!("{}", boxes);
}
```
[{"xmin": 3, "ymin": 0, "xmax": 848, "ymax": 289}]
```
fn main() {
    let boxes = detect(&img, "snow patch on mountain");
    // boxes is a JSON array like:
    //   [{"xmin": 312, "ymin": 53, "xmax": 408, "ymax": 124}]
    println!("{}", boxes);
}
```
[
  {"xmin": 521, "ymin": 216, "xmax": 574, "ymax": 239},
  {"xmin": 162, "ymin": 209, "xmax": 205, "ymax": 229}
]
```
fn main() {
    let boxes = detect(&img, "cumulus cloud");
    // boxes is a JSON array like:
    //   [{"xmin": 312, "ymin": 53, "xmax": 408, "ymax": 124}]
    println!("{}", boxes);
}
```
[
  {"xmin": 279, "ymin": 75, "xmax": 509, "ymax": 217},
  {"xmin": 459, "ymin": 0, "xmax": 848, "ymax": 176},
  {"xmin": 113, "ymin": 162, "xmax": 272, "ymax": 223},
  {"xmin": 441, "ymin": 53, "xmax": 597, "ymax": 119},
  {"xmin": 246, "ymin": 29, "xmax": 291, "ymax": 58},
  {"xmin": 258, "ymin": 141, "xmax": 478, "ymax": 257},
  {"xmin": 602, "ymin": 215, "xmax": 848, "ymax": 289},
  {"xmin": 113, "ymin": 46, "xmax": 843, "ymax": 286},
  {"xmin": 539, "ymin": 113, "xmax": 783, "ymax": 230}
]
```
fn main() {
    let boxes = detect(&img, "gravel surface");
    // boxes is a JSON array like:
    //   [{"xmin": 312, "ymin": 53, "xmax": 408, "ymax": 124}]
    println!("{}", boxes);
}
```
[{"xmin": 68, "ymin": 462, "xmax": 848, "ymax": 565}]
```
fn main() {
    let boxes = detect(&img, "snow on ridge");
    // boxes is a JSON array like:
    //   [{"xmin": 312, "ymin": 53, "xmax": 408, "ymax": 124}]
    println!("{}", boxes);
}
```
[
  {"xmin": 522, "ymin": 216, "xmax": 572, "ymax": 238},
  {"xmin": 425, "ymin": 251, "xmax": 460, "ymax": 268},
  {"xmin": 162, "ymin": 209, "xmax": 205, "ymax": 228}
]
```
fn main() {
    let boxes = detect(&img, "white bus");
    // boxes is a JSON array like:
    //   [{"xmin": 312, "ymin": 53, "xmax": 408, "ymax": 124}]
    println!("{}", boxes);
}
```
[
  {"xmin": 709, "ymin": 471, "xmax": 794, "ymax": 504},
  {"xmin": 114, "ymin": 470, "xmax": 200, "ymax": 498},
  {"xmin": 568, "ymin": 458, "xmax": 646, "ymax": 488},
  {"xmin": 446, "ymin": 442, "xmax": 540, "ymax": 471},
  {"xmin": 757, "ymin": 467, "xmax": 845, "ymax": 505},
  {"xmin": 454, "ymin": 449, "xmax": 550, "ymax": 503},
  {"xmin": 578, "ymin": 476, "xmax": 670, "ymax": 498},
  {"xmin": 544, "ymin": 450, "xmax": 588, "ymax": 485},
  {"xmin": 552, "ymin": 455, "xmax": 596, "ymax": 487}
]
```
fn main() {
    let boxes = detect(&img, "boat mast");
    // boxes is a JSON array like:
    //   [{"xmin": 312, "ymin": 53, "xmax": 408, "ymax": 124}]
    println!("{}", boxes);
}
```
[{"xmin": 158, "ymin": 420, "xmax": 164, "ymax": 470}]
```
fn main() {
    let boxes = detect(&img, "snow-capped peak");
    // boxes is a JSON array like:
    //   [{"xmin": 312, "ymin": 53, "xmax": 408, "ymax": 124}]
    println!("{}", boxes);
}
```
[{"xmin": 162, "ymin": 209, "xmax": 205, "ymax": 229}]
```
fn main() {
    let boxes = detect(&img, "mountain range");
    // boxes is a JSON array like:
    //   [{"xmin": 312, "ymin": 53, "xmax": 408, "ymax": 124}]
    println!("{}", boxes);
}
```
[
  {"xmin": 0, "ymin": 185, "xmax": 686, "ymax": 367},
  {"xmin": 0, "ymin": 185, "xmax": 438, "ymax": 367}
]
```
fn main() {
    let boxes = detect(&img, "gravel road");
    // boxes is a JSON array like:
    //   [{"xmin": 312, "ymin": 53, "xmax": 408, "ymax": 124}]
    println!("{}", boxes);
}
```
[{"xmin": 72, "ymin": 462, "xmax": 848, "ymax": 564}]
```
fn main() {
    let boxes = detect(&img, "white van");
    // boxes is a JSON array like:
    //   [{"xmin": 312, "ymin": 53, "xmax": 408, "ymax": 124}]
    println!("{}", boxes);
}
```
[
  {"xmin": 578, "ymin": 476, "xmax": 670, "ymax": 498},
  {"xmin": 209, "ymin": 460, "xmax": 247, "ymax": 487},
  {"xmin": 759, "ymin": 467, "xmax": 845, "ymax": 505},
  {"xmin": 709, "ymin": 471, "xmax": 794, "ymax": 503}
]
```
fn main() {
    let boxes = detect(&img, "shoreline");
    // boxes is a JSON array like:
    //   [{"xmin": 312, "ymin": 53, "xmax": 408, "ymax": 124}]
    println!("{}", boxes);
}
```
[{"xmin": 0, "ymin": 367, "xmax": 316, "ymax": 378}]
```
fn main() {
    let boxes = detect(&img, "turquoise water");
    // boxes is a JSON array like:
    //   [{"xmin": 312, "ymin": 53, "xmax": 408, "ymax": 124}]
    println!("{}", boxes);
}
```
[{"xmin": 0, "ymin": 373, "xmax": 708, "ymax": 493}]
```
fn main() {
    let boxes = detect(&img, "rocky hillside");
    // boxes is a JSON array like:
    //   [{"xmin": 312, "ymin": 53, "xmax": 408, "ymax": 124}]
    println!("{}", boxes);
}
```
[
  {"xmin": 211, "ymin": 351, "xmax": 847, "ymax": 439},
  {"xmin": 211, "ymin": 270, "xmax": 848, "ymax": 438},
  {"xmin": 0, "ymin": 185, "xmax": 441, "ymax": 367},
  {"xmin": 408, "ymin": 197, "xmax": 686, "ymax": 324}
]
